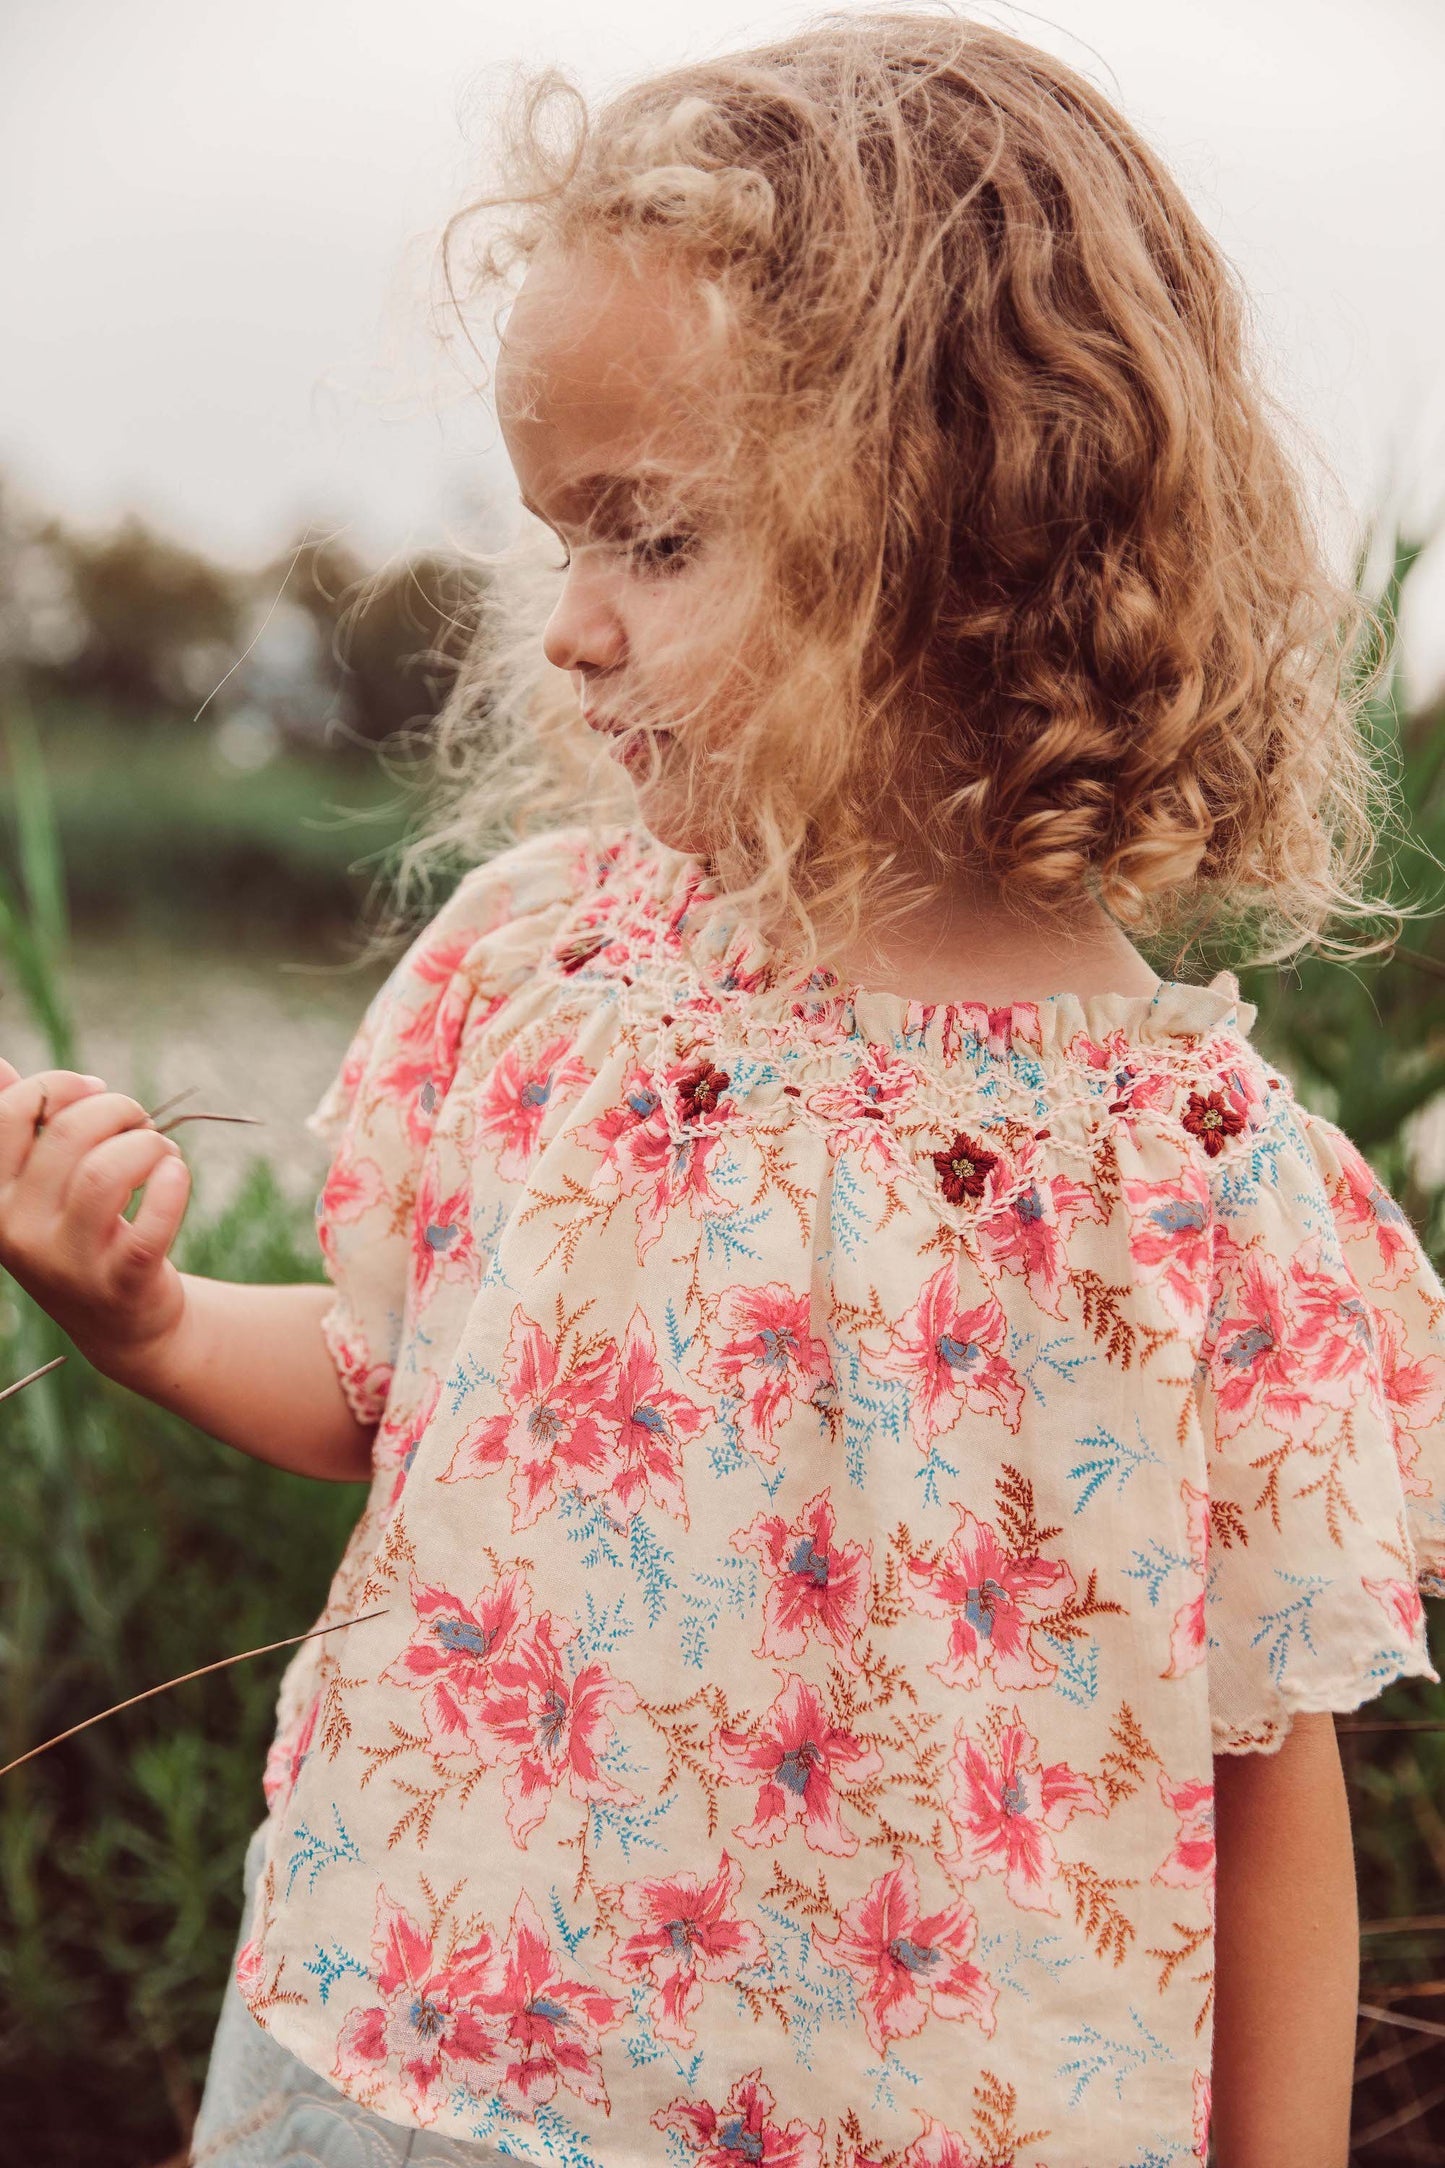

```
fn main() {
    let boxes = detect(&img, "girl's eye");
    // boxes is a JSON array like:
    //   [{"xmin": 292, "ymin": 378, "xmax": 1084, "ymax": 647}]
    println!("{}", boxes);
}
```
[{"xmin": 630, "ymin": 531, "xmax": 698, "ymax": 576}]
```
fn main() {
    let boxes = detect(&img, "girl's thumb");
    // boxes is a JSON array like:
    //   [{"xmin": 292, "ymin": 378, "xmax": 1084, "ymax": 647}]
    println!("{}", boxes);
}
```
[{"xmin": 127, "ymin": 1152, "xmax": 191, "ymax": 1260}]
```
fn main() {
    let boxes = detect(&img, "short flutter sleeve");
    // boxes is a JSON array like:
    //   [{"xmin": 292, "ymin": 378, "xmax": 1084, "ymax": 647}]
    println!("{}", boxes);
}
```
[
  {"xmin": 1197, "ymin": 1088, "xmax": 1445, "ymax": 1753},
  {"xmin": 304, "ymin": 827, "xmax": 589, "ymax": 1430}
]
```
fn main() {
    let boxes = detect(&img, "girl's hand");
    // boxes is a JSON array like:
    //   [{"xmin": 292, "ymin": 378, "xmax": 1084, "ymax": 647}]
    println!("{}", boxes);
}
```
[{"xmin": 0, "ymin": 1060, "xmax": 192, "ymax": 1371}]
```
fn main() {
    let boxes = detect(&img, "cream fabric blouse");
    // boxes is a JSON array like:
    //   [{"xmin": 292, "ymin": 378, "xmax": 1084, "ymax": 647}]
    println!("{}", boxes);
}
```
[{"xmin": 235, "ymin": 822, "xmax": 1445, "ymax": 2168}]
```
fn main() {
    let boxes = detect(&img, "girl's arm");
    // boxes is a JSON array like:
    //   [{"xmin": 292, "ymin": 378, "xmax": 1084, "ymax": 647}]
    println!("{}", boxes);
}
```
[
  {"xmin": 95, "ymin": 1274, "xmax": 378, "ymax": 1484},
  {"xmin": 1209, "ymin": 1711, "xmax": 1359, "ymax": 2168},
  {"xmin": 0, "ymin": 1066, "xmax": 375, "ymax": 1482}
]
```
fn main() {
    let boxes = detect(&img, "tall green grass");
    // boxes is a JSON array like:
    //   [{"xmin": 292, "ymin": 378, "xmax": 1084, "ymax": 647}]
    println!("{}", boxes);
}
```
[{"xmin": 0, "ymin": 699, "xmax": 369, "ymax": 2162}]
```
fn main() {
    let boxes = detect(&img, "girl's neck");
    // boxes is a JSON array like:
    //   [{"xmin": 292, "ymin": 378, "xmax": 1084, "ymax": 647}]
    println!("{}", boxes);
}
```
[{"xmin": 813, "ymin": 877, "xmax": 1161, "ymax": 1008}]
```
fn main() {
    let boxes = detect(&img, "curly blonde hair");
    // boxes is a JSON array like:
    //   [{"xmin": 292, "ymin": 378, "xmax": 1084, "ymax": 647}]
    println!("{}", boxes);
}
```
[{"xmin": 376, "ymin": 2, "xmax": 1413, "ymax": 985}]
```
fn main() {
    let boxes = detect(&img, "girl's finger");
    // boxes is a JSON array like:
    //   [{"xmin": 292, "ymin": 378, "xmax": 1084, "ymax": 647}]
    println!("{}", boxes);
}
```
[
  {"xmin": 13, "ymin": 1088, "xmax": 153, "ymax": 1218},
  {"xmin": 111, "ymin": 1152, "xmax": 191, "ymax": 1283},
  {"xmin": 58, "ymin": 1128, "xmax": 185, "ymax": 1251},
  {"xmin": 0, "ymin": 1070, "xmax": 110, "ymax": 1188},
  {"xmin": 0, "ymin": 1058, "xmax": 22, "ymax": 1092}
]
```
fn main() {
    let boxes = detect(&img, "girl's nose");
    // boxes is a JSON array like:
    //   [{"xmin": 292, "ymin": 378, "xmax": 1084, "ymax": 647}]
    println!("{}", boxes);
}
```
[{"xmin": 542, "ymin": 565, "xmax": 625, "ymax": 676}]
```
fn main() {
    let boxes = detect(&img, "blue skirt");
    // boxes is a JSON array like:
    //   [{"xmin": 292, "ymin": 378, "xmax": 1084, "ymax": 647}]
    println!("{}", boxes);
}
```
[{"xmin": 189, "ymin": 1822, "xmax": 510, "ymax": 2167}]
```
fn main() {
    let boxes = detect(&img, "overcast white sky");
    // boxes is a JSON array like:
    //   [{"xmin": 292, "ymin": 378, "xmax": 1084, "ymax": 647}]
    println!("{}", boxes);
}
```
[{"xmin": 3, "ymin": 0, "xmax": 1444, "ymax": 693}]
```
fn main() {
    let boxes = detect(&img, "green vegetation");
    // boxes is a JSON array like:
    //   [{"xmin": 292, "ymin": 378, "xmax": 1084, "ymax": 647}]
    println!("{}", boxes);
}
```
[
  {"xmin": 4, "ymin": 701, "xmax": 417, "ymax": 945},
  {"xmin": 0, "ymin": 696, "xmax": 370, "ymax": 2157}
]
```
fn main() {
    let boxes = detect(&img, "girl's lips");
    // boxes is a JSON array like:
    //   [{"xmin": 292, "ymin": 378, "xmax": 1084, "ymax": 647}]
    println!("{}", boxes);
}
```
[
  {"xmin": 614, "ymin": 726, "xmax": 674, "ymax": 772},
  {"xmin": 585, "ymin": 711, "xmax": 674, "ymax": 766}
]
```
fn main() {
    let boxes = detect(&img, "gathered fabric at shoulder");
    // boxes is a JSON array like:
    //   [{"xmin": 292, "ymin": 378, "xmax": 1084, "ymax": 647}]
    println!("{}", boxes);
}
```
[
  {"xmin": 304, "ymin": 826, "xmax": 596, "ymax": 1427},
  {"xmin": 1195, "ymin": 1076, "xmax": 1445, "ymax": 1753}
]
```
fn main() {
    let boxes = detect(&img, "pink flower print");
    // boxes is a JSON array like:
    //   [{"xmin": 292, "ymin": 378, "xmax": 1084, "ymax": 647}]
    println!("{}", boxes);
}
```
[
  {"xmin": 439, "ymin": 1307, "xmax": 615, "ymax": 1529},
  {"xmin": 470, "ymin": 1888, "xmax": 627, "ymax": 2112},
  {"xmin": 604, "ymin": 1852, "xmax": 768, "ymax": 2048},
  {"xmin": 1123, "ymin": 1167, "xmax": 1213, "ymax": 1330},
  {"xmin": 235, "ymin": 1931, "xmax": 264, "ymax": 2004},
  {"xmin": 976, "ymin": 1145, "xmax": 1106, "ymax": 1320},
  {"xmin": 960, "ymin": 1001, "xmax": 1036, "ymax": 1063},
  {"xmin": 698, "ymin": 1282, "xmax": 834, "ymax": 1463},
  {"xmin": 375, "ymin": 1371, "xmax": 441, "ymax": 1507},
  {"xmin": 712, "ymin": 1672, "xmax": 883, "ymax": 1858},
  {"xmin": 409, "ymin": 1160, "xmax": 475, "ymax": 1308},
  {"xmin": 374, "ymin": 926, "xmax": 478, "ymax": 1151},
  {"xmin": 575, "ymin": 1061, "xmax": 667, "ymax": 1173},
  {"xmin": 316, "ymin": 1152, "xmax": 386, "ymax": 1271},
  {"xmin": 1365, "ymin": 1574, "xmax": 1425, "ymax": 1641},
  {"xmin": 332, "ymin": 1887, "xmax": 498, "ymax": 2125},
  {"xmin": 475, "ymin": 1034, "xmax": 592, "ymax": 1183},
  {"xmin": 262, "ymin": 1689, "xmax": 319, "ymax": 1811},
  {"xmin": 1071, "ymin": 1025, "xmax": 1138, "ymax": 1079},
  {"xmin": 586, "ymin": 1308, "xmax": 708, "ymax": 1527},
  {"xmin": 1203, "ymin": 1237, "xmax": 1320, "ymax": 1445},
  {"xmin": 326, "ymin": 1313, "xmax": 394, "ymax": 1430},
  {"xmin": 811, "ymin": 1858, "xmax": 997, "ymax": 2055},
  {"xmin": 938, "ymin": 1709, "xmax": 1105, "ymax": 1914},
  {"xmin": 652, "ymin": 2069, "xmax": 825, "ymax": 2168},
  {"xmin": 475, "ymin": 1612, "xmax": 641, "ymax": 1844},
  {"xmin": 1368, "ymin": 1297, "xmax": 1445, "ymax": 1495},
  {"xmin": 1290, "ymin": 1237, "xmax": 1386, "ymax": 1411},
  {"xmin": 1152, "ymin": 1770, "xmax": 1215, "ymax": 1890},
  {"xmin": 1163, "ymin": 1480, "xmax": 1210, "ymax": 1680},
  {"xmin": 907, "ymin": 1506, "xmax": 1075, "ymax": 1691},
  {"xmin": 1328, "ymin": 1126, "xmax": 1422, "ymax": 1290},
  {"xmin": 733, "ymin": 1491, "xmax": 871, "ymax": 1667},
  {"xmin": 806, "ymin": 1050, "xmax": 917, "ymax": 1174},
  {"xmin": 900, "ymin": 2118, "xmax": 990, "ymax": 2168},
  {"xmin": 864, "ymin": 1264, "xmax": 1022, "ymax": 1448},
  {"xmin": 379, "ymin": 1568, "xmax": 534, "ymax": 1757},
  {"xmin": 576, "ymin": 1057, "xmax": 736, "ymax": 1259},
  {"xmin": 373, "ymin": 1049, "xmax": 448, "ymax": 1158}
]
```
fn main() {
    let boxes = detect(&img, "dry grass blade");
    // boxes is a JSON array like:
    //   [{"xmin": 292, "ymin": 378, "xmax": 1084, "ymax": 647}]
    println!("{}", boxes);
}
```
[
  {"xmin": 1337, "ymin": 1719, "xmax": 1445, "ymax": 1733},
  {"xmin": 1358, "ymin": 2002, "xmax": 1445, "ymax": 2043},
  {"xmin": 152, "ymin": 1111, "xmax": 264, "ymax": 1134},
  {"xmin": 1351, "ymin": 2078, "xmax": 1445, "ymax": 2153},
  {"xmin": 1354, "ymin": 2028, "xmax": 1442, "ymax": 2084},
  {"xmin": 0, "ymin": 1354, "xmax": 67, "ymax": 1405},
  {"xmin": 144, "ymin": 1084, "xmax": 202, "ymax": 1125},
  {"xmin": 0, "ymin": 1607, "xmax": 390, "ymax": 1780}
]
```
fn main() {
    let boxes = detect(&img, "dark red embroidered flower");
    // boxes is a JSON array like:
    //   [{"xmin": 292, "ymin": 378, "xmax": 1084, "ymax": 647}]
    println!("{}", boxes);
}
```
[
  {"xmin": 1181, "ymin": 1088, "xmax": 1246, "ymax": 1156},
  {"xmin": 557, "ymin": 931, "xmax": 609, "ymax": 975},
  {"xmin": 677, "ymin": 1063, "xmax": 731, "ymax": 1123},
  {"xmin": 931, "ymin": 1130, "xmax": 999, "ymax": 1204}
]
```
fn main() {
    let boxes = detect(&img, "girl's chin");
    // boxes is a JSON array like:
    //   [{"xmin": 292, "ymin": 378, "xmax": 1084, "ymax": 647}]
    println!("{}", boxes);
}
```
[{"xmin": 630, "ymin": 793, "xmax": 718, "ymax": 859}]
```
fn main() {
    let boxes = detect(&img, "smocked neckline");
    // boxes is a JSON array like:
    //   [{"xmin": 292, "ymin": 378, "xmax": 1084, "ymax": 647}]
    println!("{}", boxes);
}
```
[{"xmin": 619, "ymin": 825, "xmax": 1257, "ymax": 1061}]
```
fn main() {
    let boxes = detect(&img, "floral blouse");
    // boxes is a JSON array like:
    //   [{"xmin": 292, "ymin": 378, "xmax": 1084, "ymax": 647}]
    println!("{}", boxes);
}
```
[{"xmin": 237, "ymin": 821, "xmax": 1445, "ymax": 2168}]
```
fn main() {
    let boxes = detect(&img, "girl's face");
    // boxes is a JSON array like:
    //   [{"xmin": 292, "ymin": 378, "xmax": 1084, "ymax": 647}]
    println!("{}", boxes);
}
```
[{"xmin": 495, "ymin": 244, "xmax": 756, "ymax": 856}]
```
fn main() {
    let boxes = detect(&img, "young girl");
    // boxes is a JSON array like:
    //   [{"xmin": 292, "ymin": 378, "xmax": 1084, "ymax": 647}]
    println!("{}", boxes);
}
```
[{"xmin": 2, "ymin": 11, "xmax": 1442, "ymax": 2166}]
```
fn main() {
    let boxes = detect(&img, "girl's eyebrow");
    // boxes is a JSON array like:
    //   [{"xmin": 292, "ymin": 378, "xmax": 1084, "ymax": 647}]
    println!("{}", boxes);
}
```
[{"xmin": 519, "ymin": 466, "xmax": 682, "ymax": 527}]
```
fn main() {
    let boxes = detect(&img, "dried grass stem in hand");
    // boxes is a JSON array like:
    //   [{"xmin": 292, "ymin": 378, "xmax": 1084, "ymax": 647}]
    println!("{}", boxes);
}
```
[
  {"xmin": 145, "ymin": 1083, "xmax": 263, "ymax": 1136},
  {"xmin": 27, "ymin": 1082, "xmax": 262, "ymax": 1140}
]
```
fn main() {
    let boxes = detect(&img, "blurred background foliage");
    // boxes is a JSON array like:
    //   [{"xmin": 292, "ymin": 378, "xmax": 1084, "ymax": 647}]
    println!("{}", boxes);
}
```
[
  {"xmin": 0, "ymin": 475, "xmax": 483, "ymax": 943},
  {"xmin": 0, "ymin": 478, "xmax": 1444, "ymax": 2162}
]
